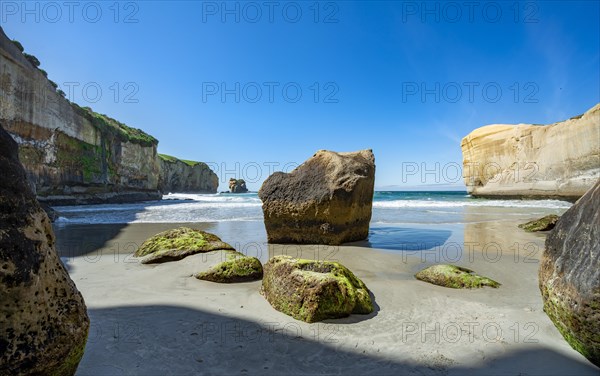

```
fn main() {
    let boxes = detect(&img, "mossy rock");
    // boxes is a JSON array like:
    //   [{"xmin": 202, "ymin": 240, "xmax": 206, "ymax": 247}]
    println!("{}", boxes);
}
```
[
  {"xmin": 135, "ymin": 227, "xmax": 235, "ymax": 264},
  {"xmin": 539, "ymin": 180, "xmax": 600, "ymax": 366},
  {"xmin": 261, "ymin": 255, "xmax": 373, "ymax": 323},
  {"xmin": 196, "ymin": 255, "xmax": 263, "ymax": 283},
  {"xmin": 415, "ymin": 264, "xmax": 500, "ymax": 289},
  {"xmin": 518, "ymin": 214, "xmax": 559, "ymax": 232}
]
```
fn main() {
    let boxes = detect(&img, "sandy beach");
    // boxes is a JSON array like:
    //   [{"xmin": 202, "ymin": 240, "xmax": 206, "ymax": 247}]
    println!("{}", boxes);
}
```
[{"xmin": 53, "ymin": 215, "xmax": 599, "ymax": 375}]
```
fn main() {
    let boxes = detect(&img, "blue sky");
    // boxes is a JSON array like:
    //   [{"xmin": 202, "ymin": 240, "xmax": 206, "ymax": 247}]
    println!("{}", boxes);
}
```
[{"xmin": 2, "ymin": 1, "xmax": 599, "ymax": 191}]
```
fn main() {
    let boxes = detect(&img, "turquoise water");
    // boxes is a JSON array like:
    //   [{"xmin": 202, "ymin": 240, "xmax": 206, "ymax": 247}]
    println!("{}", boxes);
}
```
[
  {"xmin": 53, "ymin": 191, "xmax": 571, "ymax": 225},
  {"xmin": 52, "ymin": 191, "xmax": 570, "ymax": 254}
]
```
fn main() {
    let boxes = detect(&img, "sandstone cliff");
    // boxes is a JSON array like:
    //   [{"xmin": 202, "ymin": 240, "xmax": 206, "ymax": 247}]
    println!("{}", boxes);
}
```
[
  {"xmin": 158, "ymin": 154, "xmax": 218, "ymax": 193},
  {"xmin": 0, "ymin": 28, "xmax": 216, "ymax": 203},
  {"xmin": 461, "ymin": 104, "xmax": 600, "ymax": 200}
]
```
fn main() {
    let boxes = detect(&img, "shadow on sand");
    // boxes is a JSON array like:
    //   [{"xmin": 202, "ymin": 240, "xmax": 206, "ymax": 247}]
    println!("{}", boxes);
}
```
[{"xmin": 79, "ymin": 305, "xmax": 599, "ymax": 375}]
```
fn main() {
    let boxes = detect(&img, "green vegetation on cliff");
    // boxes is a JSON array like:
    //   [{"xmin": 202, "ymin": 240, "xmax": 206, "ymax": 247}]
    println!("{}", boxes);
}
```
[
  {"xmin": 12, "ymin": 39, "xmax": 158, "ymax": 148},
  {"xmin": 54, "ymin": 132, "xmax": 105, "ymax": 182},
  {"xmin": 158, "ymin": 153, "xmax": 203, "ymax": 167},
  {"xmin": 11, "ymin": 39, "xmax": 24, "ymax": 52},
  {"xmin": 73, "ymin": 104, "xmax": 157, "ymax": 147}
]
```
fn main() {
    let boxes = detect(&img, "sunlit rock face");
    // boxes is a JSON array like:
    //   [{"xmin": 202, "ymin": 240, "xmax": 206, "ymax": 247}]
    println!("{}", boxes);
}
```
[
  {"xmin": 259, "ymin": 149, "xmax": 375, "ymax": 245},
  {"xmin": 461, "ymin": 104, "xmax": 599, "ymax": 200},
  {"xmin": 158, "ymin": 155, "xmax": 218, "ymax": 194},
  {"xmin": 0, "ymin": 27, "xmax": 161, "ymax": 204}
]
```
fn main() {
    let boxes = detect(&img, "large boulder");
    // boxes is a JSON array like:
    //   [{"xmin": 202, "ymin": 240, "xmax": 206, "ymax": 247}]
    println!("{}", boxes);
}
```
[
  {"xmin": 261, "ymin": 256, "xmax": 373, "ymax": 323},
  {"xmin": 258, "ymin": 149, "xmax": 375, "ymax": 245},
  {"xmin": 134, "ymin": 227, "xmax": 236, "ymax": 264},
  {"xmin": 461, "ymin": 103, "xmax": 599, "ymax": 200},
  {"xmin": 0, "ymin": 125, "xmax": 89, "ymax": 375},
  {"xmin": 539, "ymin": 179, "xmax": 600, "ymax": 366}
]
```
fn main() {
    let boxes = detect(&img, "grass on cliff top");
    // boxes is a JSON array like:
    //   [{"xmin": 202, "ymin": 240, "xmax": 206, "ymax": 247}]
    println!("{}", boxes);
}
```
[
  {"xmin": 158, "ymin": 153, "xmax": 202, "ymax": 167},
  {"xmin": 73, "ymin": 104, "xmax": 158, "ymax": 147},
  {"xmin": 11, "ymin": 38, "xmax": 157, "ymax": 147}
]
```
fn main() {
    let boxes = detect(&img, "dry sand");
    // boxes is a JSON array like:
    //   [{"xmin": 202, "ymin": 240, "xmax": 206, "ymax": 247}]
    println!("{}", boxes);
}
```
[{"xmin": 53, "ymin": 218, "xmax": 599, "ymax": 375}]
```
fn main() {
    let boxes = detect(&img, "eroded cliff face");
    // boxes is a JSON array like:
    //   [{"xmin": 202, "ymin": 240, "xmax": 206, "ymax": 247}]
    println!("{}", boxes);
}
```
[
  {"xmin": 0, "ymin": 28, "xmax": 161, "ymax": 204},
  {"xmin": 0, "ymin": 28, "xmax": 217, "ymax": 204},
  {"xmin": 158, "ymin": 154, "xmax": 218, "ymax": 194},
  {"xmin": 461, "ymin": 104, "xmax": 600, "ymax": 200}
]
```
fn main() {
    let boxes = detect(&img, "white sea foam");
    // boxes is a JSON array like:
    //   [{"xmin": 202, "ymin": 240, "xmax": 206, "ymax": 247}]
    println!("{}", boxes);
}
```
[
  {"xmin": 373, "ymin": 199, "xmax": 571, "ymax": 209},
  {"xmin": 163, "ymin": 193, "xmax": 261, "ymax": 203},
  {"xmin": 52, "ymin": 192, "xmax": 571, "ymax": 225}
]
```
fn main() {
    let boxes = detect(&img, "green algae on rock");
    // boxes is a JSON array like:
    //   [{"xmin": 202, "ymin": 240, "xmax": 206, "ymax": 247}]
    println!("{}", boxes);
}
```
[
  {"xmin": 539, "ymin": 180, "xmax": 600, "ymax": 367},
  {"xmin": 196, "ymin": 255, "xmax": 263, "ymax": 283},
  {"xmin": 518, "ymin": 214, "xmax": 560, "ymax": 232},
  {"xmin": 261, "ymin": 255, "xmax": 373, "ymax": 323},
  {"xmin": 0, "ymin": 124, "xmax": 89, "ymax": 375},
  {"xmin": 415, "ymin": 265, "xmax": 500, "ymax": 289},
  {"xmin": 135, "ymin": 227, "xmax": 235, "ymax": 264}
]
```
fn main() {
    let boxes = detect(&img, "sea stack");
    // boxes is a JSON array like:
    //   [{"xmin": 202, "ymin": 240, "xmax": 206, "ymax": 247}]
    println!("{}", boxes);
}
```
[
  {"xmin": 461, "ymin": 103, "xmax": 599, "ymax": 200},
  {"xmin": 258, "ymin": 149, "xmax": 375, "ymax": 245},
  {"xmin": 539, "ymin": 179, "xmax": 600, "ymax": 367},
  {"xmin": 0, "ymin": 124, "xmax": 89, "ymax": 375},
  {"xmin": 229, "ymin": 178, "xmax": 249, "ymax": 193}
]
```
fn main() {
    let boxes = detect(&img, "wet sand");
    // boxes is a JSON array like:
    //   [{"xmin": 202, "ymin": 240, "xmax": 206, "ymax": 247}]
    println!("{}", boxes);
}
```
[{"xmin": 53, "ymin": 218, "xmax": 599, "ymax": 375}]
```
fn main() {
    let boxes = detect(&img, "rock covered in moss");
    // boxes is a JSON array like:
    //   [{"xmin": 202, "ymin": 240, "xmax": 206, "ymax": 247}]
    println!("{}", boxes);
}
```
[
  {"xmin": 196, "ymin": 254, "xmax": 263, "ymax": 283},
  {"xmin": 135, "ymin": 227, "xmax": 235, "ymax": 264},
  {"xmin": 415, "ymin": 264, "xmax": 500, "ymax": 289},
  {"xmin": 258, "ymin": 149, "xmax": 375, "ymax": 245},
  {"xmin": 0, "ymin": 124, "xmax": 89, "ymax": 375},
  {"xmin": 261, "ymin": 255, "xmax": 373, "ymax": 323},
  {"xmin": 518, "ymin": 214, "xmax": 560, "ymax": 232},
  {"xmin": 539, "ymin": 180, "xmax": 600, "ymax": 366}
]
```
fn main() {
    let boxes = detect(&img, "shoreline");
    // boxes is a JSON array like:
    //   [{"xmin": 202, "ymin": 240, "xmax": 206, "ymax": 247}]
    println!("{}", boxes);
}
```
[{"xmin": 54, "ymin": 217, "xmax": 599, "ymax": 375}]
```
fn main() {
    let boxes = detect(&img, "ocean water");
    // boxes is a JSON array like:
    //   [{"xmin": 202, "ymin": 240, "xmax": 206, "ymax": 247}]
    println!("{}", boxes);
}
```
[
  {"xmin": 53, "ymin": 191, "xmax": 572, "ymax": 226},
  {"xmin": 53, "ymin": 191, "xmax": 571, "ymax": 255}
]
